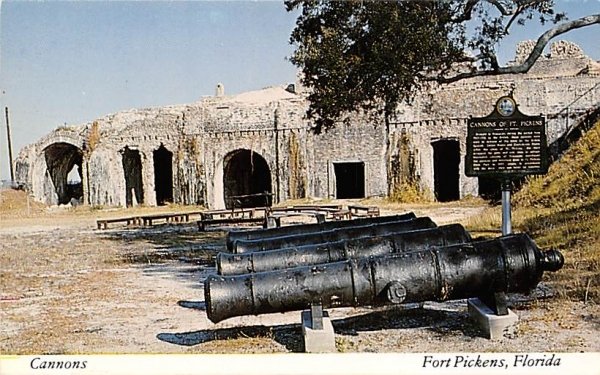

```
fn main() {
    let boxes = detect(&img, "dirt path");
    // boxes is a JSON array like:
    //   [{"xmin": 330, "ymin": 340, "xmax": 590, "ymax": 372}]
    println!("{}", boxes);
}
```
[{"xmin": 1, "ymin": 203, "xmax": 598, "ymax": 354}]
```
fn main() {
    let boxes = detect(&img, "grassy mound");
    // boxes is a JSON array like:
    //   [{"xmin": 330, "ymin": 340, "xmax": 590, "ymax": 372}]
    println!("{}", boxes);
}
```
[
  {"xmin": 0, "ymin": 188, "xmax": 46, "ymax": 217},
  {"xmin": 513, "ymin": 119, "xmax": 599, "ymax": 302}
]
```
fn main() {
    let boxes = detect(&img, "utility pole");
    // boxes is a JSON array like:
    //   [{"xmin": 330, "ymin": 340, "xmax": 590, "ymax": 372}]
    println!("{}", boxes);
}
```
[{"xmin": 5, "ymin": 106, "xmax": 14, "ymax": 184}]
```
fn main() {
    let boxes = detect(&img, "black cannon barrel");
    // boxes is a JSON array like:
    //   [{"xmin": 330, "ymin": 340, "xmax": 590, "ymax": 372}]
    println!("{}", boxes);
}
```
[
  {"xmin": 233, "ymin": 216, "xmax": 437, "ymax": 254},
  {"xmin": 205, "ymin": 233, "xmax": 564, "ymax": 323},
  {"xmin": 217, "ymin": 224, "xmax": 471, "ymax": 275},
  {"xmin": 225, "ymin": 212, "xmax": 416, "ymax": 251}
]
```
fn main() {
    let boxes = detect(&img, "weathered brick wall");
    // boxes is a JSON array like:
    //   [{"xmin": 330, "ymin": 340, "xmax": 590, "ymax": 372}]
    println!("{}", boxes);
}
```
[
  {"xmin": 391, "ymin": 42, "xmax": 599, "ymax": 198},
  {"xmin": 14, "ymin": 41, "xmax": 600, "ymax": 207},
  {"xmin": 193, "ymin": 93, "xmax": 308, "ymax": 208},
  {"xmin": 306, "ymin": 120, "xmax": 387, "ymax": 199}
]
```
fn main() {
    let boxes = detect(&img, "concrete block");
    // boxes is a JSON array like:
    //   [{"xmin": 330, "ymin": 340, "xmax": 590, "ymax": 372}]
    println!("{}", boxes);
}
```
[
  {"xmin": 301, "ymin": 310, "xmax": 336, "ymax": 353},
  {"xmin": 468, "ymin": 298, "xmax": 518, "ymax": 340}
]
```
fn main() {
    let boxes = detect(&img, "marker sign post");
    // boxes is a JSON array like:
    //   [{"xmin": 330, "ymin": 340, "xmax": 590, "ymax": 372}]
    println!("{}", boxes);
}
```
[{"xmin": 466, "ymin": 96, "xmax": 549, "ymax": 235}]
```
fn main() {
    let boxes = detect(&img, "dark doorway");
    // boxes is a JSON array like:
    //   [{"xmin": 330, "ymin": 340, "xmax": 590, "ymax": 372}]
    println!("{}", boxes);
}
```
[
  {"xmin": 432, "ymin": 139, "xmax": 460, "ymax": 202},
  {"xmin": 153, "ymin": 145, "xmax": 173, "ymax": 205},
  {"xmin": 478, "ymin": 177, "xmax": 502, "ymax": 202},
  {"xmin": 121, "ymin": 147, "xmax": 144, "ymax": 207},
  {"xmin": 334, "ymin": 162, "xmax": 365, "ymax": 199},
  {"xmin": 223, "ymin": 149, "xmax": 272, "ymax": 209},
  {"xmin": 43, "ymin": 142, "xmax": 83, "ymax": 204}
]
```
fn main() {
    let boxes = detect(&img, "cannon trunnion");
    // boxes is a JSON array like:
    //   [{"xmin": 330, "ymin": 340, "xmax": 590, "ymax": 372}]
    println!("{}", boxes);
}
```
[{"xmin": 205, "ymin": 234, "xmax": 563, "ymax": 323}]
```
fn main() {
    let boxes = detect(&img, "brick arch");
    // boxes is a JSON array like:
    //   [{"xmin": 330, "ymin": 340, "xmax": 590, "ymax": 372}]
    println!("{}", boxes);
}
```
[
  {"xmin": 222, "ymin": 149, "xmax": 272, "ymax": 209},
  {"xmin": 41, "ymin": 142, "xmax": 84, "ymax": 204},
  {"xmin": 38, "ymin": 131, "xmax": 86, "ymax": 154}
]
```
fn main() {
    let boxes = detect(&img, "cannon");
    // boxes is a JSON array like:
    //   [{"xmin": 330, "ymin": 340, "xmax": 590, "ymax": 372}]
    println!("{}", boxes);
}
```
[
  {"xmin": 225, "ymin": 212, "xmax": 416, "ymax": 251},
  {"xmin": 205, "ymin": 233, "xmax": 563, "ymax": 323},
  {"xmin": 217, "ymin": 223, "xmax": 471, "ymax": 275},
  {"xmin": 233, "ymin": 216, "xmax": 436, "ymax": 253}
]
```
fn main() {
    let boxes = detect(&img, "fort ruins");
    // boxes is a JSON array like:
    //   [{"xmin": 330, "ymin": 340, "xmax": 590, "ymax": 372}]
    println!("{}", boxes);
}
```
[{"xmin": 14, "ymin": 41, "xmax": 600, "ymax": 209}]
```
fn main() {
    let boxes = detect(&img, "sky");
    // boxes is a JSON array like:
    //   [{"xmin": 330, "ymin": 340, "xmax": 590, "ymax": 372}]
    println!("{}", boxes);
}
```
[{"xmin": 0, "ymin": 0, "xmax": 599, "ymax": 180}]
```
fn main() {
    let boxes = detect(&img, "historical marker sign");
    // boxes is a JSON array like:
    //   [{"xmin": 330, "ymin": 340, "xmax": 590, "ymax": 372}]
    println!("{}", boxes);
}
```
[{"xmin": 466, "ymin": 96, "xmax": 549, "ymax": 177}]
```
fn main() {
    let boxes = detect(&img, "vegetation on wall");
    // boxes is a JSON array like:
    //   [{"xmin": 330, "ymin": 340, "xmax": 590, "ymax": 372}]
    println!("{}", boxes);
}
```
[
  {"xmin": 176, "ymin": 136, "xmax": 205, "ymax": 205},
  {"xmin": 388, "ymin": 131, "xmax": 431, "ymax": 203},
  {"xmin": 86, "ymin": 121, "xmax": 101, "ymax": 155},
  {"xmin": 287, "ymin": 131, "xmax": 307, "ymax": 199}
]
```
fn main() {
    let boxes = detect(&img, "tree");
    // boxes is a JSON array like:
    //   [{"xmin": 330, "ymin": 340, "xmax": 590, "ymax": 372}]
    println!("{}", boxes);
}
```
[{"xmin": 285, "ymin": 0, "xmax": 600, "ymax": 133}]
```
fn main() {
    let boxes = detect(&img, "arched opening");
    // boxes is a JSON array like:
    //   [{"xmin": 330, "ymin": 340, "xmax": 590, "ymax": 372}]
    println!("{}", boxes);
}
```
[
  {"xmin": 223, "ymin": 149, "xmax": 272, "ymax": 209},
  {"xmin": 43, "ymin": 142, "xmax": 83, "ymax": 204},
  {"xmin": 121, "ymin": 147, "xmax": 144, "ymax": 207},
  {"xmin": 432, "ymin": 139, "xmax": 460, "ymax": 202},
  {"xmin": 334, "ymin": 161, "xmax": 365, "ymax": 199},
  {"xmin": 153, "ymin": 144, "xmax": 173, "ymax": 205}
]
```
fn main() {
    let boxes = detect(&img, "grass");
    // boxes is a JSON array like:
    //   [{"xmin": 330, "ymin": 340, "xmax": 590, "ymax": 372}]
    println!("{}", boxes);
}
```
[
  {"xmin": 389, "ymin": 182, "xmax": 434, "ymax": 203},
  {"xmin": 0, "ymin": 188, "xmax": 47, "ymax": 217},
  {"xmin": 360, "ymin": 194, "xmax": 489, "ymax": 212},
  {"xmin": 466, "ymin": 119, "xmax": 600, "ymax": 303}
]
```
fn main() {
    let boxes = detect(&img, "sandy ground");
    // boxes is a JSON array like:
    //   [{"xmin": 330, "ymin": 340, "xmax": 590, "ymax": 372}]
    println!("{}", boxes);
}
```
[{"xmin": 1, "ymin": 203, "xmax": 598, "ymax": 354}]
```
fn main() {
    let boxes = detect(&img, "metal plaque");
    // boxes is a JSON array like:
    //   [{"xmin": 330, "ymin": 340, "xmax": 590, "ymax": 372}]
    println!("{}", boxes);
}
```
[{"xmin": 466, "ymin": 96, "xmax": 549, "ymax": 177}]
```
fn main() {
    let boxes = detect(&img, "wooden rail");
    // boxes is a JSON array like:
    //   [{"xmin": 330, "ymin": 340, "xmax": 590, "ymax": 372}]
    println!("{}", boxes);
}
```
[
  {"xmin": 198, "ymin": 217, "xmax": 266, "ymax": 231},
  {"xmin": 96, "ymin": 217, "xmax": 141, "ymax": 230},
  {"xmin": 96, "ymin": 204, "xmax": 382, "ymax": 230},
  {"xmin": 139, "ymin": 213, "xmax": 190, "ymax": 226},
  {"xmin": 97, "ymin": 211, "xmax": 198, "ymax": 230},
  {"xmin": 265, "ymin": 211, "xmax": 326, "ymax": 228},
  {"xmin": 199, "ymin": 207, "xmax": 268, "ymax": 220},
  {"xmin": 197, "ymin": 207, "xmax": 270, "ymax": 231},
  {"xmin": 330, "ymin": 209, "xmax": 352, "ymax": 221},
  {"xmin": 348, "ymin": 205, "xmax": 380, "ymax": 218},
  {"xmin": 270, "ymin": 204, "xmax": 342, "ymax": 212}
]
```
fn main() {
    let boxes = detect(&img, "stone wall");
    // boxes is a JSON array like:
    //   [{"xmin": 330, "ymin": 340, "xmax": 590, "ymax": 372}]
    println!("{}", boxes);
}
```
[
  {"xmin": 14, "ymin": 41, "xmax": 600, "ymax": 207},
  {"xmin": 390, "ymin": 42, "xmax": 599, "ymax": 199}
]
